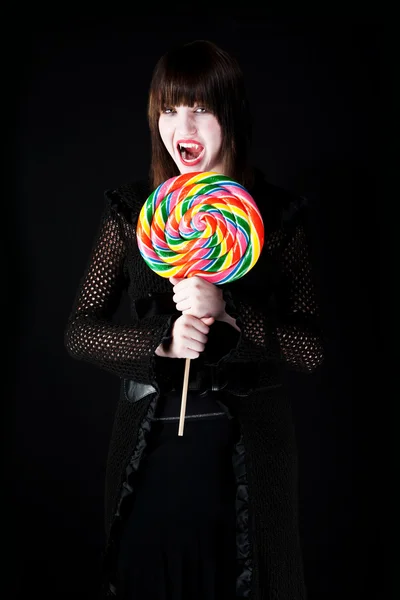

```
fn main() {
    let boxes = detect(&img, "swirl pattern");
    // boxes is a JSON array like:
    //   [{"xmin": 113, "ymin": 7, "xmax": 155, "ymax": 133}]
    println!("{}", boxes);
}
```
[{"xmin": 137, "ymin": 171, "xmax": 264, "ymax": 284}]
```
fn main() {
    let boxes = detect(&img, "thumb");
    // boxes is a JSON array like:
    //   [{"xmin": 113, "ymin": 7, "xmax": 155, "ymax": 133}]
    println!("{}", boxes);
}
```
[{"xmin": 201, "ymin": 316, "xmax": 215, "ymax": 326}]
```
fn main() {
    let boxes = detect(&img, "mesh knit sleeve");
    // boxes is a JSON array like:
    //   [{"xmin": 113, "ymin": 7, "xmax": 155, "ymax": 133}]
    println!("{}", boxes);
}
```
[
  {"xmin": 274, "ymin": 218, "xmax": 324, "ymax": 372},
  {"xmin": 64, "ymin": 199, "xmax": 175, "ymax": 384},
  {"xmin": 220, "ymin": 199, "xmax": 324, "ymax": 374}
]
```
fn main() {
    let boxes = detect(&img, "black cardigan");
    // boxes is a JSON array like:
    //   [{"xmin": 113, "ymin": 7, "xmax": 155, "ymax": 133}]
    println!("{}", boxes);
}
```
[{"xmin": 65, "ymin": 170, "xmax": 324, "ymax": 599}]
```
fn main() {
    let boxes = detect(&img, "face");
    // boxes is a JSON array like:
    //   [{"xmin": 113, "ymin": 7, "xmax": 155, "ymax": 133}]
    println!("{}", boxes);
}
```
[{"xmin": 158, "ymin": 105, "xmax": 224, "ymax": 175}]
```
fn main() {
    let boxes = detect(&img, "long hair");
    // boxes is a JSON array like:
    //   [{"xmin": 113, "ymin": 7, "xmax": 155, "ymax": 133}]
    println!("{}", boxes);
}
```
[{"xmin": 147, "ymin": 40, "xmax": 253, "ymax": 190}]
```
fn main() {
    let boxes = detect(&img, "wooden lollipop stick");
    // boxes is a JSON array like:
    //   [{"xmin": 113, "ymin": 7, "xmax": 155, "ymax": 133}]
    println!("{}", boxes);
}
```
[{"xmin": 178, "ymin": 357, "xmax": 191, "ymax": 436}]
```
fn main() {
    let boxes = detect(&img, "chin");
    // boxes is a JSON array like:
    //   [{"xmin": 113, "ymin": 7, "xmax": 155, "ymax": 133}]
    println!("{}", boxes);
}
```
[{"xmin": 179, "ymin": 164, "xmax": 206, "ymax": 174}]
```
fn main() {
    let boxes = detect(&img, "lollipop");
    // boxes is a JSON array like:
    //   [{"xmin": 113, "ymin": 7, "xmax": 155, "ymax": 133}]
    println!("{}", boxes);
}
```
[{"xmin": 137, "ymin": 171, "xmax": 264, "ymax": 434}]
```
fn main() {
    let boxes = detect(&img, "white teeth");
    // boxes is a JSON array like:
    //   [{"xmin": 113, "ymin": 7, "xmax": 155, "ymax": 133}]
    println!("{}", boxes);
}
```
[{"xmin": 179, "ymin": 143, "xmax": 202, "ymax": 150}]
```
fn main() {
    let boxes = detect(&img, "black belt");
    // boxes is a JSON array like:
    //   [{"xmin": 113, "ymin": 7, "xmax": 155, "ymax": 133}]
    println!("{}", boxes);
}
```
[
  {"xmin": 154, "ymin": 388, "xmax": 227, "ymax": 420},
  {"xmin": 169, "ymin": 363, "xmax": 228, "ymax": 396}
]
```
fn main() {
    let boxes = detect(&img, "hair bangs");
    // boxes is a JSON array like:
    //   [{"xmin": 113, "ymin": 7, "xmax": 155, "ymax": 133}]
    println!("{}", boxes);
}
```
[{"xmin": 153, "ymin": 68, "xmax": 219, "ymax": 115}]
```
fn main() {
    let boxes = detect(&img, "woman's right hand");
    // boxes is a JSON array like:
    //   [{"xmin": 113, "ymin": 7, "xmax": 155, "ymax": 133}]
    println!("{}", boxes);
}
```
[{"xmin": 155, "ymin": 314, "xmax": 214, "ymax": 359}]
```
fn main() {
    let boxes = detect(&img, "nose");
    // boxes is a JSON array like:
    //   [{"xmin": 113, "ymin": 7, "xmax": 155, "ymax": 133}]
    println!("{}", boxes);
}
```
[{"xmin": 177, "ymin": 110, "xmax": 197, "ymax": 136}]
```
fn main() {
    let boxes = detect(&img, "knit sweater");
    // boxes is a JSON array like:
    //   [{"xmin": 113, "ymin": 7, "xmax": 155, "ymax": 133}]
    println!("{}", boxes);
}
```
[{"xmin": 64, "ymin": 169, "xmax": 324, "ymax": 599}]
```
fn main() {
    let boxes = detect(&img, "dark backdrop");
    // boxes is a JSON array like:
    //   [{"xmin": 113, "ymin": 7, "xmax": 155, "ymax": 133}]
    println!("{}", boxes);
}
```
[{"xmin": 10, "ymin": 16, "xmax": 381, "ymax": 600}]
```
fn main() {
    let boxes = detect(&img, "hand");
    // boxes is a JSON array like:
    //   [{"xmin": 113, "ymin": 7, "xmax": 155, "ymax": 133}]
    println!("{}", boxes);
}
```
[
  {"xmin": 170, "ymin": 276, "xmax": 226, "ymax": 320},
  {"xmin": 155, "ymin": 314, "xmax": 215, "ymax": 360}
]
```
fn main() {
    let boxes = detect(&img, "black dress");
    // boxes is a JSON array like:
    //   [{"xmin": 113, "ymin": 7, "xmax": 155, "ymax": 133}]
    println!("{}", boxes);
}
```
[{"xmin": 115, "ymin": 389, "xmax": 238, "ymax": 599}]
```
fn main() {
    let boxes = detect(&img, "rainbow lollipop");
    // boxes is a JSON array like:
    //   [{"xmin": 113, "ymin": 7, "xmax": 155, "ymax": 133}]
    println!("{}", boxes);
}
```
[{"xmin": 137, "ymin": 171, "xmax": 264, "ymax": 434}]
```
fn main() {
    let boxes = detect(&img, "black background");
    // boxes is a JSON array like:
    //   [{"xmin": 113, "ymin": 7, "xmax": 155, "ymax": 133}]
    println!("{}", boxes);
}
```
[{"xmin": 9, "ymin": 16, "xmax": 381, "ymax": 599}]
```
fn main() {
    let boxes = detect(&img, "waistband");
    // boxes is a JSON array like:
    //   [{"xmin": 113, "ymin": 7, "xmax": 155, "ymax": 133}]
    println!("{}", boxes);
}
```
[{"xmin": 153, "ymin": 389, "xmax": 227, "ymax": 421}]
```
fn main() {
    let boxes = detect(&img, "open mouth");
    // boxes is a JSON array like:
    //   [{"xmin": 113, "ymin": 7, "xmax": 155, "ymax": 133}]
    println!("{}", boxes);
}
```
[{"xmin": 177, "ymin": 141, "xmax": 205, "ymax": 166}]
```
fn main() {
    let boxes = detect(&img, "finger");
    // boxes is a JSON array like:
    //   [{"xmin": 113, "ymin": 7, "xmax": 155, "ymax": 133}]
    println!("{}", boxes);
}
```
[
  {"xmin": 169, "ymin": 276, "xmax": 184, "ymax": 285},
  {"xmin": 190, "ymin": 318, "xmax": 212, "ymax": 335},
  {"xmin": 171, "ymin": 279, "xmax": 191, "ymax": 293},
  {"xmin": 176, "ymin": 300, "xmax": 191, "ymax": 312},
  {"xmin": 171, "ymin": 276, "xmax": 204, "ymax": 293},
  {"xmin": 183, "ymin": 336, "xmax": 206, "ymax": 353},
  {"xmin": 186, "ymin": 276, "xmax": 214, "ymax": 290},
  {"xmin": 183, "ymin": 349, "xmax": 200, "ymax": 359},
  {"xmin": 182, "ymin": 315, "xmax": 210, "ymax": 335},
  {"xmin": 184, "ymin": 328, "xmax": 208, "ymax": 344},
  {"xmin": 172, "ymin": 290, "xmax": 190, "ymax": 304}
]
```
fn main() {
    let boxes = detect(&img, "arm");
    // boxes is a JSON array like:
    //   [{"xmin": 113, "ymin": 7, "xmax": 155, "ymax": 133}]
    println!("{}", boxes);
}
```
[
  {"xmin": 64, "ymin": 198, "xmax": 177, "ymax": 384},
  {"xmin": 275, "ymin": 220, "xmax": 324, "ymax": 372},
  {"xmin": 212, "ymin": 200, "xmax": 324, "ymax": 374}
]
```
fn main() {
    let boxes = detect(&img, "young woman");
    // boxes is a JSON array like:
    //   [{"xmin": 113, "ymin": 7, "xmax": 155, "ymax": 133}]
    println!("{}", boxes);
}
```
[{"xmin": 65, "ymin": 39, "xmax": 324, "ymax": 600}]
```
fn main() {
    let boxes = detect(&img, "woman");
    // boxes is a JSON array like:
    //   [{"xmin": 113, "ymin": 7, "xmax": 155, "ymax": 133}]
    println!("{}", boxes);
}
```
[{"xmin": 65, "ymin": 40, "xmax": 324, "ymax": 599}]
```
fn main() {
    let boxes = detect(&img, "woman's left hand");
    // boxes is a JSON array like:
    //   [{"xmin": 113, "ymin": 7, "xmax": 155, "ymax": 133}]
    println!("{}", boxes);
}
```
[{"xmin": 170, "ymin": 276, "xmax": 226, "ymax": 320}]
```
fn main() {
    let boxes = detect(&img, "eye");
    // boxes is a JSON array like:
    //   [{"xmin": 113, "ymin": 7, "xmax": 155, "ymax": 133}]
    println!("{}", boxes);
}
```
[
  {"xmin": 194, "ymin": 107, "xmax": 207, "ymax": 113},
  {"xmin": 162, "ymin": 107, "xmax": 176, "ymax": 114}
]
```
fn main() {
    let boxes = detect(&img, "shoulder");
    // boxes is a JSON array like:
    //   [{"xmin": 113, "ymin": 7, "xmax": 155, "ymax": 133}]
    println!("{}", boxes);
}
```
[
  {"xmin": 104, "ymin": 179, "xmax": 151, "ymax": 221},
  {"xmin": 249, "ymin": 168, "xmax": 308, "ymax": 232}
]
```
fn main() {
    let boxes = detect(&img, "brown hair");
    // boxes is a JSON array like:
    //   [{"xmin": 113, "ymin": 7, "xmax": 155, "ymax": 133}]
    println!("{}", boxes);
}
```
[{"xmin": 147, "ymin": 40, "xmax": 253, "ymax": 190}]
